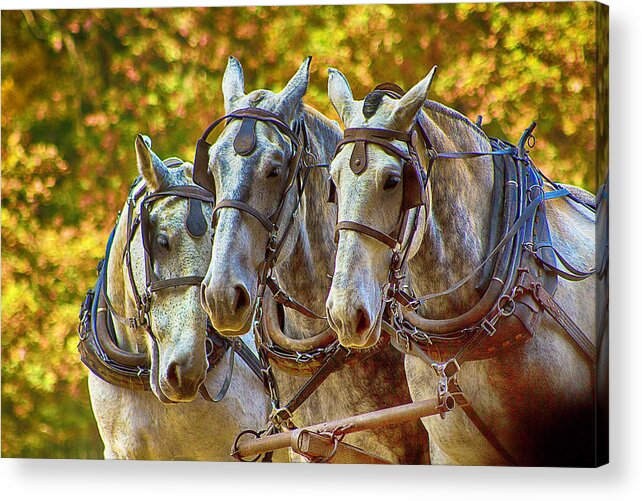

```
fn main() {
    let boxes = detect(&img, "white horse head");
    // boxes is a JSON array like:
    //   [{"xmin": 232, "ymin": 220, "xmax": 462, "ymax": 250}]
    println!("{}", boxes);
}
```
[
  {"xmin": 325, "ymin": 68, "xmax": 435, "ymax": 348},
  {"xmin": 115, "ymin": 135, "xmax": 214, "ymax": 402},
  {"xmin": 201, "ymin": 56, "xmax": 311, "ymax": 336}
]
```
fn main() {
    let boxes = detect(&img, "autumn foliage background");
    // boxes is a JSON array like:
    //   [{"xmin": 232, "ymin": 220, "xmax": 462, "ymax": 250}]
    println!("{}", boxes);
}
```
[{"xmin": 1, "ymin": 3, "xmax": 603, "ymax": 458}]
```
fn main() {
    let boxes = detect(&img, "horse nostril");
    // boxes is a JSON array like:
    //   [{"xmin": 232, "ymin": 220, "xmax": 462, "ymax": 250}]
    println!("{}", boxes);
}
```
[
  {"xmin": 233, "ymin": 284, "xmax": 250, "ymax": 313},
  {"xmin": 166, "ymin": 362, "xmax": 181, "ymax": 388},
  {"xmin": 355, "ymin": 307, "xmax": 371, "ymax": 336}
]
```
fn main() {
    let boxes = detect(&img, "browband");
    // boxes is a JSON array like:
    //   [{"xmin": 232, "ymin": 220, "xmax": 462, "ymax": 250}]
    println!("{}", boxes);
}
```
[{"xmin": 193, "ymin": 107, "xmax": 301, "ymax": 194}]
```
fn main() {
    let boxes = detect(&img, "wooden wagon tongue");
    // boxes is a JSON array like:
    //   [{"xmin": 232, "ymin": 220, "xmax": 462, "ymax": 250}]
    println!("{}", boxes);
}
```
[{"xmin": 232, "ymin": 397, "xmax": 443, "ymax": 464}]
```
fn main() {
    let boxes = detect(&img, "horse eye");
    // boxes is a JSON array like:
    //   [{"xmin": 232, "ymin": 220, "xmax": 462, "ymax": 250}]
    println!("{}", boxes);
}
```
[
  {"xmin": 266, "ymin": 166, "xmax": 281, "ymax": 179},
  {"xmin": 383, "ymin": 175, "xmax": 401, "ymax": 191},
  {"xmin": 157, "ymin": 234, "xmax": 170, "ymax": 250}
]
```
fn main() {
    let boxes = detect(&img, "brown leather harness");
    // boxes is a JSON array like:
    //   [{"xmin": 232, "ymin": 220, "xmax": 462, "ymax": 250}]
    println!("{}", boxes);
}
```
[
  {"xmin": 330, "ymin": 84, "xmax": 597, "ymax": 464},
  {"xmin": 78, "ymin": 162, "xmax": 263, "ymax": 404},
  {"xmin": 193, "ymin": 107, "xmax": 397, "ymax": 457}
]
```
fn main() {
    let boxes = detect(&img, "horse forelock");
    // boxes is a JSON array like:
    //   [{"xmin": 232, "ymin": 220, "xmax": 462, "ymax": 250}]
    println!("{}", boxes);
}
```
[{"xmin": 363, "ymin": 90, "xmax": 386, "ymax": 119}]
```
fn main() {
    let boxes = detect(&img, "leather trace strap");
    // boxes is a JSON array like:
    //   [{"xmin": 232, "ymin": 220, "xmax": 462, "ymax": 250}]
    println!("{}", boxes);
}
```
[{"xmin": 518, "ymin": 271, "xmax": 596, "ymax": 363}]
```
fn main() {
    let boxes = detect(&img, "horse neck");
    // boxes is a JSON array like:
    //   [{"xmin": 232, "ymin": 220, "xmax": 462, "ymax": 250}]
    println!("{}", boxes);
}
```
[
  {"xmin": 106, "ymin": 192, "xmax": 148, "ymax": 352},
  {"xmin": 409, "ymin": 103, "xmax": 495, "ymax": 313},
  {"xmin": 274, "ymin": 105, "xmax": 342, "ymax": 339}
]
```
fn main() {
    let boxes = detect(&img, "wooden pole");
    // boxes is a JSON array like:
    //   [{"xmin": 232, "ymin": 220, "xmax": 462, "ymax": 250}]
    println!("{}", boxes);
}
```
[{"xmin": 233, "ymin": 397, "xmax": 441, "ymax": 459}]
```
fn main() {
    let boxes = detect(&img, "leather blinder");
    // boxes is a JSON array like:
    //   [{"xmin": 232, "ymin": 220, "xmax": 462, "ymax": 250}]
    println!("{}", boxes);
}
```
[
  {"xmin": 139, "ymin": 202, "xmax": 154, "ymax": 262},
  {"xmin": 185, "ymin": 198, "xmax": 207, "ymax": 238},
  {"xmin": 233, "ymin": 117, "xmax": 258, "ymax": 156},
  {"xmin": 193, "ymin": 138, "xmax": 216, "ymax": 195},
  {"xmin": 401, "ymin": 160, "xmax": 426, "ymax": 211}
]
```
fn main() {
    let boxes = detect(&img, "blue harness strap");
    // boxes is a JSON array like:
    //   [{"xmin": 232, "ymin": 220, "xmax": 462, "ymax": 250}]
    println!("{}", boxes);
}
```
[
  {"xmin": 544, "ymin": 188, "xmax": 572, "ymax": 200},
  {"xmin": 91, "ymin": 226, "xmax": 117, "ymax": 340}
]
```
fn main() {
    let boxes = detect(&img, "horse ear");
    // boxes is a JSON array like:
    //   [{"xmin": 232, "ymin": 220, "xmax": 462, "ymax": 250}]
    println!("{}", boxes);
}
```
[
  {"xmin": 392, "ymin": 66, "xmax": 437, "ymax": 130},
  {"xmin": 222, "ymin": 56, "xmax": 245, "ymax": 113},
  {"xmin": 277, "ymin": 56, "xmax": 311, "ymax": 123},
  {"xmin": 328, "ymin": 68, "xmax": 356, "ymax": 125},
  {"xmin": 135, "ymin": 134, "xmax": 169, "ymax": 191}
]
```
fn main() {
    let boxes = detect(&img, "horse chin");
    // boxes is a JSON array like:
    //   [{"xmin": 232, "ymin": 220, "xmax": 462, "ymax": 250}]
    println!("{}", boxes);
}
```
[
  {"xmin": 214, "ymin": 313, "xmax": 253, "ymax": 338},
  {"xmin": 338, "ymin": 315, "xmax": 382, "ymax": 351},
  {"xmin": 158, "ymin": 380, "xmax": 202, "ymax": 404}
]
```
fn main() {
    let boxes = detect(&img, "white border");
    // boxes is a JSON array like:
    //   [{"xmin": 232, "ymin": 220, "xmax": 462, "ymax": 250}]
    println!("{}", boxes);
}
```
[{"xmin": 2, "ymin": 0, "xmax": 641, "ymax": 499}]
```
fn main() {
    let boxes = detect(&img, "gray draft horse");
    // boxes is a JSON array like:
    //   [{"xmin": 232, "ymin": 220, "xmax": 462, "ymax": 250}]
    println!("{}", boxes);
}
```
[
  {"xmin": 89, "ymin": 135, "xmax": 271, "ymax": 460},
  {"xmin": 200, "ymin": 57, "xmax": 432, "ymax": 463},
  {"xmin": 325, "ymin": 68, "xmax": 596, "ymax": 466}
]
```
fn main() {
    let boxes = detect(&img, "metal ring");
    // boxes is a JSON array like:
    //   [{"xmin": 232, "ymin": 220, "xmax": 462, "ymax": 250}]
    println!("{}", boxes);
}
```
[
  {"xmin": 309, "ymin": 433, "xmax": 343, "ymax": 463},
  {"xmin": 527, "ymin": 134, "xmax": 536, "ymax": 148},
  {"xmin": 444, "ymin": 394, "xmax": 456, "ymax": 411},
  {"xmin": 497, "ymin": 294, "xmax": 516, "ymax": 317},
  {"xmin": 230, "ymin": 429, "xmax": 263, "ymax": 462},
  {"xmin": 527, "ymin": 184, "xmax": 544, "ymax": 202},
  {"xmin": 205, "ymin": 337, "xmax": 214, "ymax": 357}
]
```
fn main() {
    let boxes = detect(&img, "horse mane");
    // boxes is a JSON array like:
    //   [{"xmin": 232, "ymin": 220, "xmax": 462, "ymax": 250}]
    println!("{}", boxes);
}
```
[
  {"xmin": 422, "ymin": 100, "xmax": 489, "ymax": 150},
  {"xmin": 301, "ymin": 103, "xmax": 342, "ymax": 139}
]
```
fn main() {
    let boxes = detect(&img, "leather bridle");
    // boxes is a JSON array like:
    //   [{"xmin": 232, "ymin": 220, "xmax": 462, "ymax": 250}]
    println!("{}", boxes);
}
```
[
  {"xmin": 106, "ymin": 180, "xmax": 215, "ymax": 332},
  {"xmin": 194, "ymin": 106, "xmax": 325, "ymax": 320},
  {"xmin": 330, "ymin": 84, "xmax": 432, "ymax": 310},
  {"xmin": 100, "ymin": 173, "xmax": 215, "ymax": 403}
]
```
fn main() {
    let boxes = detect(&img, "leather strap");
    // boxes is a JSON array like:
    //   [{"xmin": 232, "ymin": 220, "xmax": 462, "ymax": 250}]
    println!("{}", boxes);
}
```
[
  {"xmin": 334, "ymin": 220, "xmax": 398, "ymax": 249},
  {"xmin": 234, "ymin": 337, "xmax": 264, "ymax": 381},
  {"xmin": 148, "ymin": 275, "xmax": 204, "ymax": 292},
  {"xmin": 145, "ymin": 185, "xmax": 216, "ymax": 203},
  {"xmin": 451, "ymin": 385, "xmax": 519, "ymax": 466},
  {"xmin": 520, "ymin": 272, "xmax": 596, "ymax": 363},
  {"xmin": 269, "ymin": 344, "xmax": 351, "ymax": 428},
  {"xmin": 214, "ymin": 199, "xmax": 277, "ymax": 233},
  {"xmin": 201, "ymin": 339, "xmax": 237, "ymax": 403},
  {"xmin": 412, "ymin": 192, "xmax": 543, "ymax": 304},
  {"xmin": 533, "ymin": 243, "xmax": 596, "ymax": 281},
  {"xmin": 266, "ymin": 276, "xmax": 326, "ymax": 320}
]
